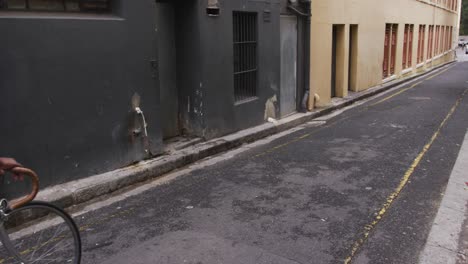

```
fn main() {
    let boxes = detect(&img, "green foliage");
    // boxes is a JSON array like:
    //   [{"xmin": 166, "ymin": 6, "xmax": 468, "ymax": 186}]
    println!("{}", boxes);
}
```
[{"xmin": 461, "ymin": 0, "xmax": 468, "ymax": 35}]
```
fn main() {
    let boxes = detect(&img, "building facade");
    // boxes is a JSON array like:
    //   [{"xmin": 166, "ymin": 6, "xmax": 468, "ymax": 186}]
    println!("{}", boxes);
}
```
[
  {"xmin": 0, "ymin": 0, "xmax": 311, "ymax": 191},
  {"xmin": 309, "ymin": 0, "xmax": 461, "ymax": 108},
  {"xmin": 156, "ymin": 0, "xmax": 311, "ymax": 140},
  {"xmin": 0, "ymin": 1, "xmax": 162, "ymax": 191},
  {"xmin": 0, "ymin": 0, "xmax": 461, "ymax": 192}
]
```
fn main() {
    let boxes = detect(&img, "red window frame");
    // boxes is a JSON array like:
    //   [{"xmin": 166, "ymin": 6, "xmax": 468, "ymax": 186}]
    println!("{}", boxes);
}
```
[
  {"xmin": 427, "ymin": 26, "xmax": 432, "ymax": 59},
  {"xmin": 390, "ymin": 24, "xmax": 397, "ymax": 75},
  {"xmin": 403, "ymin": 25, "xmax": 408, "ymax": 69},
  {"xmin": 408, "ymin": 25, "xmax": 413, "ymax": 67},
  {"xmin": 449, "ymin": 26, "xmax": 453, "ymax": 50},
  {"xmin": 418, "ymin": 25, "xmax": 425, "ymax": 63},
  {"xmin": 442, "ymin": 26, "xmax": 446, "ymax": 52},
  {"xmin": 383, "ymin": 24, "xmax": 391, "ymax": 78}
]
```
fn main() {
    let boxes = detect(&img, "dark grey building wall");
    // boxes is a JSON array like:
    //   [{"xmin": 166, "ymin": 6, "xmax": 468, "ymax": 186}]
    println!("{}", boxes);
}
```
[
  {"xmin": 174, "ymin": 0, "xmax": 205, "ymax": 137},
  {"xmin": 0, "ymin": 0, "xmax": 162, "ymax": 192},
  {"xmin": 157, "ymin": 3, "xmax": 180, "ymax": 139},
  {"xmin": 170, "ymin": 0, "xmax": 281, "ymax": 139},
  {"xmin": 201, "ymin": 0, "xmax": 281, "ymax": 139}
]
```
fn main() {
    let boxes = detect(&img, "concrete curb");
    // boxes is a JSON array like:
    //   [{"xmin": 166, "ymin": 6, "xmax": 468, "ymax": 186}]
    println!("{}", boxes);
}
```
[
  {"xmin": 37, "ymin": 61, "xmax": 456, "ymax": 209},
  {"xmin": 418, "ymin": 130, "xmax": 468, "ymax": 264}
]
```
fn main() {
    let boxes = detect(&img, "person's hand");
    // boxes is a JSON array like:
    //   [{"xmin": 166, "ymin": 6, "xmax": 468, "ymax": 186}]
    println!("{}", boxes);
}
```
[{"xmin": 0, "ymin": 157, "xmax": 21, "ymax": 175}]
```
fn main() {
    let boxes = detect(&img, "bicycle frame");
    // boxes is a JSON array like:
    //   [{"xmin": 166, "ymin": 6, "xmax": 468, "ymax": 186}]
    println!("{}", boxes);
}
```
[{"xmin": 0, "ymin": 219, "xmax": 25, "ymax": 262}]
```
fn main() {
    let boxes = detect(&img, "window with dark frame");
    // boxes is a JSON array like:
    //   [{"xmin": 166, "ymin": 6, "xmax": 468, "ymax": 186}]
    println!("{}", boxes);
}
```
[
  {"xmin": 383, "ymin": 23, "xmax": 397, "ymax": 79},
  {"xmin": 402, "ymin": 24, "xmax": 414, "ymax": 69},
  {"xmin": 390, "ymin": 24, "xmax": 397, "ymax": 75},
  {"xmin": 446, "ymin": 26, "xmax": 452, "ymax": 51},
  {"xmin": 449, "ymin": 26, "xmax": 453, "ymax": 50},
  {"xmin": 427, "ymin": 25, "xmax": 434, "ymax": 59},
  {"xmin": 441, "ymin": 25, "xmax": 444, "ymax": 53},
  {"xmin": 417, "ymin": 25, "xmax": 426, "ymax": 64},
  {"xmin": 233, "ymin": 11, "xmax": 258, "ymax": 103},
  {"xmin": 0, "ymin": 0, "xmax": 111, "ymax": 12},
  {"xmin": 403, "ymin": 25, "xmax": 408, "ymax": 69}
]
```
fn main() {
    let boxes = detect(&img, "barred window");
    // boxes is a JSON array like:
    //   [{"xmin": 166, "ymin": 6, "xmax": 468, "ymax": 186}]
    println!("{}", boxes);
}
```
[
  {"xmin": 0, "ymin": 0, "xmax": 111, "ymax": 12},
  {"xmin": 233, "ymin": 12, "xmax": 258, "ymax": 103}
]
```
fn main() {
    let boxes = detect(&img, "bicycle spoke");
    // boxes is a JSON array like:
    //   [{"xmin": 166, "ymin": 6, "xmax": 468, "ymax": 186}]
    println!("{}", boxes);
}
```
[{"xmin": 2, "ymin": 203, "xmax": 80, "ymax": 264}]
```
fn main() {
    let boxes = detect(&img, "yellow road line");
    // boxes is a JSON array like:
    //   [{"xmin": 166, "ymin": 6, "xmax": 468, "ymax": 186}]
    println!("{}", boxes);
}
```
[
  {"xmin": 425, "ymin": 64, "xmax": 454, "ymax": 80},
  {"xmin": 0, "ymin": 207, "xmax": 135, "ymax": 262},
  {"xmin": 370, "ymin": 81, "xmax": 423, "ymax": 106},
  {"xmin": 254, "ymin": 64, "xmax": 456, "ymax": 158},
  {"xmin": 344, "ymin": 88, "xmax": 468, "ymax": 264},
  {"xmin": 254, "ymin": 116, "xmax": 353, "ymax": 158},
  {"xmin": 254, "ymin": 135, "xmax": 311, "ymax": 158},
  {"xmin": 370, "ymin": 64, "xmax": 455, "ymax": 107}
]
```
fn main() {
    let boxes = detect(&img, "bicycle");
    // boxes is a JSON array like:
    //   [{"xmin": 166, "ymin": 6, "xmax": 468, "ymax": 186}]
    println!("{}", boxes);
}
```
[{"xmin": 0, "ymin": 167, "xmax": 81, "ymax": 263}]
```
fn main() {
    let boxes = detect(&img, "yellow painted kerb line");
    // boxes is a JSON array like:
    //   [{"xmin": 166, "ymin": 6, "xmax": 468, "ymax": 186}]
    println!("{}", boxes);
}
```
[
  {"xmin": 370, "ymin": 64, "xmax": 455, "ymax": 106},
  {"xmin": 370, "ymin": 80, "xmax": 423, "ymax": 106},
  {"xmin": 255, "ymin": 64, "xmax": 455, "ymax": 158},
  {"xmin": 344, "ymin": 88, "xmax": 468, "ymax": 264}
]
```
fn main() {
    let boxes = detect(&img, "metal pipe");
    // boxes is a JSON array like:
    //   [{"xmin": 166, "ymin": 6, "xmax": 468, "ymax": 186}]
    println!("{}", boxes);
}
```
[
  {"xmin": 287, "ymin": 4, "xmax": 310, "ymax": 17},
  {"xmin": 135, "ymin": 107, "xmax": 150, "ymax": 155},
  {"xmin": 292, "ymin": 1, "xmax": 312, "ymax": 112}
]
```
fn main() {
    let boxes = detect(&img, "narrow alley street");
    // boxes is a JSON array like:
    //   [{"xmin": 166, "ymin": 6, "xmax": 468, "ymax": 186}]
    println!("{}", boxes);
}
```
[{"xmin": 67, "ymin": 61, "xmax": 468, "ymax": 264}]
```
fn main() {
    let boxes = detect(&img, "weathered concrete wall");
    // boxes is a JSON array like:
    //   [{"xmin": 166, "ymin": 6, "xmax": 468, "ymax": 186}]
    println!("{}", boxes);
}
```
[
  {"xmin": 172, "ymin": 0, "xmax": 282, "ymax": 139},
  {"xmin": 310, "ymin": 0, "xmax": 460, "ymax": 107},
  {"xmin": 0, "ymin": 0, "xmax": 162, "ymax": 191}
]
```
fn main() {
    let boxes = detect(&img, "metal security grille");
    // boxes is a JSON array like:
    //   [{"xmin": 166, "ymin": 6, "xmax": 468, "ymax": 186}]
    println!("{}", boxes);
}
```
[{"xmin": 233, "ymin": 12, "xmax": 258, "ymax": 102}]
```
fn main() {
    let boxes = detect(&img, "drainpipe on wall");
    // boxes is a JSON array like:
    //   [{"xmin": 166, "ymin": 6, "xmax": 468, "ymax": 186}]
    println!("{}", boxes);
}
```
[
  {"xmin": 303, "ymin": 0, "xmax": 312, "ymax": 112},
  {"xmin": 288, "ymin": 0, "xmax": 312, "ymax": 112}
]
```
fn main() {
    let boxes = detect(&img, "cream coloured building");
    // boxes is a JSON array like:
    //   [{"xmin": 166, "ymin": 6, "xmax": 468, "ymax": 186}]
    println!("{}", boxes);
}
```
[{"xmin": 308, "ymin": 0, "xmax": 461, "ymax": 108}]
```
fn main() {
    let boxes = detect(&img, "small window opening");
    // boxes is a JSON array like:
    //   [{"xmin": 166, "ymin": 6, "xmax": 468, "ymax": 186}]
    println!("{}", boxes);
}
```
[{"xmin": 206, "ymin": 6, "xmax": 219, "ymax": 16}]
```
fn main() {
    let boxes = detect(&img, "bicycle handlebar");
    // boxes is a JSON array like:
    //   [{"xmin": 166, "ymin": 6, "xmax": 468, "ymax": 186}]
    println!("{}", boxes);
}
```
[{"xmin": 8, "ymin": 167, "xmax": 39, "ymax": 210}]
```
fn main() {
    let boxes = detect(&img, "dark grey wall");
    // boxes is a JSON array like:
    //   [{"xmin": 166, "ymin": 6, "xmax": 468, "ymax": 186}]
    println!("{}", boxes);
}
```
[
  {"xmin": 203, "ymin": 0, "xmax": 281, "ymax": 139},
  {"xmin": 174, "ymin": 0, "xmax": 205, "ymax": 137},
  {"xmin": 157, "ymin": 3, "xmax": 179, "ymax": 139},
  {"xmin": 172, "ymin": 0, "xmax": 281, "ymax": 139},
  {"xmin": 0, "ymin": 0, "xmax": 162, "ymax": 192}
]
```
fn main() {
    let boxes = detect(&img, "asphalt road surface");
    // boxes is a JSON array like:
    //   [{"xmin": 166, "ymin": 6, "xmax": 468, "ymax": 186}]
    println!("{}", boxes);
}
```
[{"xmin": 71, "ymin": 61, "xmax": 468, "ymax": 264}]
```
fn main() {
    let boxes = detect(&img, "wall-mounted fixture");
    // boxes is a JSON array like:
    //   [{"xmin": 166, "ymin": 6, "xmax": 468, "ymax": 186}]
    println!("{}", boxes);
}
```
[
  {"xmin": 131, "ymin": 93, "xmax": 151, "ymax": 156},
  {"xmin": 134, "ymin": 106, "xmax": 150, "ymax": 155},
  {"xmin": 206, "ymin": 0, "xmax": 220, "ymax": 17}
]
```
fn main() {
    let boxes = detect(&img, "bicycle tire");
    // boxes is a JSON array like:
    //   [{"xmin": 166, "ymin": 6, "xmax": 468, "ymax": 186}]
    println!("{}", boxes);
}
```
[{"xmin": 0, "ymin": 201, "xmax": 81, "ymax": 264}]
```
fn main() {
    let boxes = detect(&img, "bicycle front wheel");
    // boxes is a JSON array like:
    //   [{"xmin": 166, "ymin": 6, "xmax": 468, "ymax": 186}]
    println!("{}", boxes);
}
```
[{"xmin": 0, "ymin": 201, "xmax": 81, "ymax": 264}]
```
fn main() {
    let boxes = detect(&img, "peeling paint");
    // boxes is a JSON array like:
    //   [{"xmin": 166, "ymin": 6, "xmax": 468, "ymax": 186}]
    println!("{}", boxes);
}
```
[{"xmin": 264, "ymin": 95, "xmax": 278, "ymax": 120}]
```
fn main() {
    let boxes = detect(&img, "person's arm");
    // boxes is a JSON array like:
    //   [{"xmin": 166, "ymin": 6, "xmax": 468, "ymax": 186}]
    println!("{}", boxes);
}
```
[{"xmin": 0, "ymin": 157, "xmax": 21, "ymax": 175}]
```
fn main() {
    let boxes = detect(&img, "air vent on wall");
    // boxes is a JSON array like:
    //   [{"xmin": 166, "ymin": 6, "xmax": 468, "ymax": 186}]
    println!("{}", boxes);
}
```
[{"xmin": 207, "ymin": 0, "xmax": 220, "ymax": 17}]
